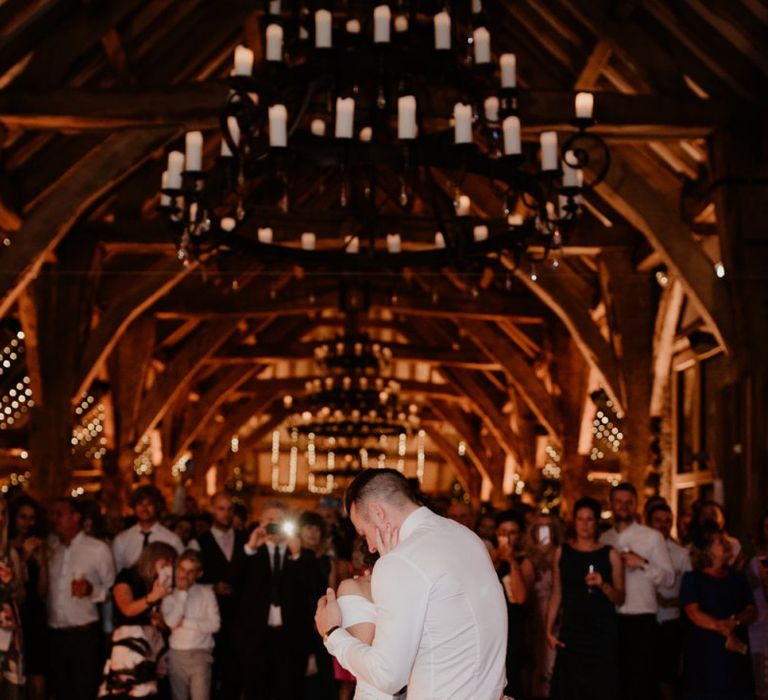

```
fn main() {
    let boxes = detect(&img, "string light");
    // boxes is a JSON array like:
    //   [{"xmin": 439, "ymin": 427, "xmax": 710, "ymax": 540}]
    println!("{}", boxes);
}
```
[
  {"xmin": 230, "ymin": 434, "xmax": 239, "ymax": 453},
  {"xmin": 134, "ymin": 435, "xmax": 153, "ymax": 476},
  {"xmin": 0, "ymin": 471, "xmax": 31, "ymax": 494},
  {"xmin": 0, "ymin": 376, "xmax": 33, "ymax": 430},
  {"xmin": 416, "ymin": 430, "xmax": 426, "ymax": 482},
  {"xmin": 590, "ymin": 392, "xmax": 624, "ymax": 461},
  {"xmin": 457, "ymin": 441, "xmax": 467, "ymax": 457},
  {"xmin": 171, "ymin": 456, "xmax": 190, "ymax": 479},
  {"xmin": 271, "ymin": 429, "xmax": 297, "ymax": 493},
  {"xmin": 397, "ymin": 432, "xmax": 407, "ymax": 472},
  {"xmin": 71, "ymin": 393, "xmax": 107, "ymax": 460},
  {"xmin": 542, "ymin": 444, "xmax": 562, "ymax": 480}
]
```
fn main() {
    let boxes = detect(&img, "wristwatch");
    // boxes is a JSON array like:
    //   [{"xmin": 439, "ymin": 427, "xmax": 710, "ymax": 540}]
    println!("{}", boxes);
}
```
[{"xmin": 323, "ymin": 625, "xmax": 341, "ymax": 644}]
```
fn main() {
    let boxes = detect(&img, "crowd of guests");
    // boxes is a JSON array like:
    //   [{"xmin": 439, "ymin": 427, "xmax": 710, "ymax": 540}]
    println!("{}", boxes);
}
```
[{"xmin": 0, "ymin": 480, "xmax": 762, "ymax": 700}]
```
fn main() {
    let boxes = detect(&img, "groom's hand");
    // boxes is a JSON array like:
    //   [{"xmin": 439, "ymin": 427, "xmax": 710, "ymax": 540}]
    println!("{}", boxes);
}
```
[{"xmin": 315, "ymin": 587, "xmax": 342, "ymax": 637}]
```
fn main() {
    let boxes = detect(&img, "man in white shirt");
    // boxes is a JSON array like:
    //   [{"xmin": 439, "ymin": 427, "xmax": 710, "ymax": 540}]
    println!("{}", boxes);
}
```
[
  {"xmin": 162, "ymin": 549, "xmax": 221, "ymax": 700},
  {"xmin": 648, "ymin": 502, "xmax": 691, "ymax": 700},
  {"xmin": 600, "ymin": 483, "xmax": 675, "ymax": 700},
  {"xmin": 47, "ymin": 498, "xmax": 115, "ymax": 700},
  {"xmin": 112, "ymin": 485, "xmax": 185, "ymax": 571},
  {"xmin": 316, "ymin": 469, "xmax": 508, "ymax": 700}
]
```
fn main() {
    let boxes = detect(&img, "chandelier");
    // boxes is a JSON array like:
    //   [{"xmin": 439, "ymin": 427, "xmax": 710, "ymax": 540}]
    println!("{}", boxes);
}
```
[{"xmin": 159, "ymin": 2, "xmax": 609, "ymax": 267}]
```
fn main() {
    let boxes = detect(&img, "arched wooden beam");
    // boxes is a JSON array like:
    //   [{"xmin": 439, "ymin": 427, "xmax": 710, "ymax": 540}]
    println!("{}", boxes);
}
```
[
  {"xmin": 460, "ymin": 319, "xmax": 561, "ymax": 437},
  {"xmin": 423, "ymin": 426, "xmax": 478, "ymax": 501}
]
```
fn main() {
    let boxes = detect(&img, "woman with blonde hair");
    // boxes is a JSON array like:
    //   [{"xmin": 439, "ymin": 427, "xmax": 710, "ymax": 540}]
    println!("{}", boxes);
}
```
[
  {"xmin": 99, "ymin": 542, "xmax": 178, "ymax": 698},
  {"xmin": 0, "ymin": 495, "xmax": 24, "ymax": 699}
]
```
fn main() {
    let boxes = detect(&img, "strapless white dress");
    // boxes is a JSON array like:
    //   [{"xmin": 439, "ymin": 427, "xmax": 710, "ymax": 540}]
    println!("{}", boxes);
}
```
[{"xmin": 337, "ymin": 594, "xmax": 406, "ymax": 700}]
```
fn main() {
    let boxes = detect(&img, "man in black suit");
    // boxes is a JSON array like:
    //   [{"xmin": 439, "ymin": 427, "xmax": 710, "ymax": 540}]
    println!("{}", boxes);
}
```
[
  {"xmin": 196, "ymin": 492, "xmax": 247, "ymax": 699},
  {"xmin": 233, "ymin": 499, "xmax": 324, "ymax": 700}
]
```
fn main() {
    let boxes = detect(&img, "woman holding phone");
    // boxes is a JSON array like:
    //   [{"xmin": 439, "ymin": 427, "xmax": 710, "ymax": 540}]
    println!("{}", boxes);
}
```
[{"xmin": 546, "ymin": 497, "xmax": 624, "ymax": 700}]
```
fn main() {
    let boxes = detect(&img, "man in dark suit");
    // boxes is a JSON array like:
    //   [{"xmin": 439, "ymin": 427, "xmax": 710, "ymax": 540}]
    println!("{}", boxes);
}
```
[
  {"xmin": 232, "ymin": 499, "xmax": 324, "ymax": 700},
  {"xmin": 196, "ymin": 491, "xmax": 247, "ymax": 699}
]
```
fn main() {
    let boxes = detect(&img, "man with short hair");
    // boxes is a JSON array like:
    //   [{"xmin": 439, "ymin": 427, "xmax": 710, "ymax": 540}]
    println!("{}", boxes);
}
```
[
  {"xmin": 600, "ymin": 483, "xmax": 675, "ymax": 700},
  {"xmin": 648, "ymin": 502, "xmax": 691, "ymax": 700},
  {"xmin": 316, "ymin": 468, "xmax": 507, "ymax": 699},
  {"xmin": 446, "ymin": 500, "xmax": 475, "ymax": 529},
  {"xmin": 112, "ymin": 485, "xmax": 185, "ymax": 571},
  {"xmin": 47, "ymin": 498, "xmax": 115, "ymax": 700}
]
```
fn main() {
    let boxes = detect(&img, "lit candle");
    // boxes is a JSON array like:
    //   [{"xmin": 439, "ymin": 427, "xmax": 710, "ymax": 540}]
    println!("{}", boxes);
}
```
[
  {"xmin": 434, "ymin": 11, "xmax": 451, "ymax": 50},
  {"xmin": 220, "ymin": 217, "xmax": 236, "ymax": 232},
  {"xmin": 435, "ymin": 232, "xmax": 446, "ymax": 248},
  {"xmin": 456, "ymin": 195, "xmax": 471, "ymax": 216},
  {"xmin": 346, "ymin": 236, "xmax": 360, "ymax": 253},
  {"xmin": 575, "ymin": 92, "xmax": 594, "ymax": 119},
  {"xmin": 310, "ymin": 119, "xmax": 326, "ymax": 136},
  {"xmin": 258, "ymin": 227, "xmax": 273, "ymax": 243},
  {"xmin": 335, "ymin": 97, "xmax": 355, "ymax": 138},
  {"xmin": 453, "ymin": 102, "xmax": 473, "ymax": 144},
  {"xmin": 473, "ymin": 225, "xmax": 488, "ymax": 242},
  {"xmin": 265, "ymin": 24, "xmax": 283, "ymax": 61},
  {"xmin": 562, "ymin": 151, "xmax": 579, "ymax": 187},
  {"xmin": 398, "ymin": 95, "xmax": 417, "ymax": 139},
  {"xmin": 160, "ymin": 171, "xmax": 171, "ymax": 206},
  {"xmin": 472, "ymin": 0, "xmax": 483, "ymax": 13},
  {"xmin": 483, "ymin": 96, "xmax": 499, "ymax": 122},
  {"xmin": 502, "ymin": 116, "xmax": 521, "ymax": 155},
  {"xmin": 540, "ymin": 131, "xmax": 558, "ymax": 171},
  {"xmin": 233, "ymin": 45, "xmax": 254, "ymax": 76},
  {"xmin": 373, "ymin": 5, "xmax": 391, "ymax": 43},
  {"xmin": 359, "ymin": 126, "xmax": 373, "ymax": 141},
  {"xmin": 185, "ymin": 131, "xmax": 203, "ymax": 171},
  {"xmin": 268, "ymin": 104, "xmax": 288, "ymax": 147},
  {"xmin": 387, "ymin": 234, "xmax": 402, "ymax": 253},
  {"xmin": 500, "ymin": 53, "xmax": 516, "ymax": 88},
  {"xmin": 166, "ymin": 151, "xmax": 184, "ymax": 189},
  {"xmin": 346, "ymin": 19, "xmax": 361, "ymax": 34},
  {"xmin": 301, "ymin": 232, "xmax": 316, "ymax": 250},
  {"xmin": 394, "ymin": 15, "xmax": 408, "ymax": 32},
  {"xmin": 220, "ymin": 116, "xmax": 240, "ymax": 157},
  {"xmin": 315, "ymin": 9, "xmax": 332, "ymax": 48},
  {"xmin": 473, "ymin": 27, "xmax": 491, "ymax": 64}
]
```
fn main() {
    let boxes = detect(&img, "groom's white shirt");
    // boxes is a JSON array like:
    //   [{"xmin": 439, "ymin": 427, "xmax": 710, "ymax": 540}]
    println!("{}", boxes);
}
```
[{"xmin": 327, "ymin": 506, "xmax": 507, "ymax": 699}]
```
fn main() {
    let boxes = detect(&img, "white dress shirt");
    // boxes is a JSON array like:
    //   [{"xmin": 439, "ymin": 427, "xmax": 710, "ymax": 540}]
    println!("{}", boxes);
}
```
[
  {"xmin": 657, "ymin": 538, "xmax": 691, "ymax": 623},
  {"xmin": 327, "ymin": 507, "xmax": 508, "ymax": 699},
  {"xmin": 211, "ymin": 526, "xmax": 235, "ymax": 561},
  {"xmin": 601, "ymin": 522, "xmax": 675, "ymax": 615},
  {"xmin": 161, "ymin": 583, "xmax": 220, "ymax": 650},
  {"xmin": 112, "ymin": 522, "xmax": 185, "ymax": 572},
  {"xmin": 47, "ymin": 530, "xmax": 116, "ymax": 629}
]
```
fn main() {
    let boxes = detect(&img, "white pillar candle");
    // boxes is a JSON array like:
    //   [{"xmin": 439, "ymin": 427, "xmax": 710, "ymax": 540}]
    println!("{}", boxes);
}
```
[
  {"xmin": 387, "ymin": 234, "xmax": 402, "ymax": 253},
  {"xmin": 315, "ymin": 10, "xmax": 332, "ymax": 48},
  {"xmin": 502, "ymin": 116, "xmax": 521, "ymax": 154},
  {"xmin": 269, "ymin": 0, "xmax": 280, "ymax": 14},
  {"xmin": 335, "ymin": 97, "xmax": 355, "ymax": 138},
  {"xmin": 160, "ymin": 171, "xmax": 171, "ymax": 206},
  {"xmin": 310, "ymin": 119, "xmax": 326, "ymax": 136},
  {"xmin": 562, "ymin": 151, "xmax": 579, "ymax": 187},
  {"xmin": 435, "ymin": 232, "xmax": 446, "ymax": 248},
  {"xmin": 346, "ymin": 236, "xmax": 359, "ymax": 253},
  {"xmin": 359, "ymin": 126, "xmax": 372, "ymax": 141},
  {"xmin": 373, "ymin": 5, "xmax": 391, "ymax": 43},
  {"xmin": 453, "ymin": 102, "xmax": 473, "ymax": 144},
  {"xmin": 473, "ymin": 225, "xmax": 488, "ymax": 242},
  {"xmin": 346, "ymin": 19, "xmax": 361, "ymax": 33},
  {"xmin": 472, "ymin": 0, "xmax": 483, "ymax": 13},
  {"xmin": 540, "ymin": 131, "xmax": 558, "ymax": 171},
  {"xmin": 268, "ymin": 104, "xmax": 287, "ymax": 147},
  {"xmin": 473, "ymin": 27, "xmax": 491, "ymax": 64},
  {"xmin": 220, "ymin": 116, "xmax": 240, "ymax": 156},
  {"xmin": 166, "ymin": 151, "xmax": 184, "ymax": 189},
  {"xmin": 221, "ymin": 217, "xmax": 236, "ymax": 232},
  {"xmin": 575, "ymin": 92, "xmax": 594, "ymax": 119},
  {"xmin": 456, "ymin": 195, "xmax": 471, "ymax": 216},
  {"xmin": 257, "ymin": 227, "xmax": 273, "ymax": 244},
  {"xmin": 233, "ymin": 44, "xmax": 254, "ymax": 76},
  {"xmin": 500, "ymin": 53, "xmax": 516, "ymax": 88},
  {"xmin": 184, "ymin": 131, "xmax": 203, "ymax": 171},
  {"xmin": 483, "ymin": 96, "xmax": 499, "ymax": 122},
  {"xmin": 434, "ymin": 11, "xmax": 451, "ymax": 49},
  {"xmin": 398, "ymin": 95, "xmax": 417, "ymax": 139},
  {"xmin": 301, "ymin": 232, "xmax": 316, "ymax": 250},
  {"xmin": 394, "ymin": 15, "xmax": 408, "ymax": 32},
  {"xmin": 265, "ymin": 24, "xmax": 283, "ymax": 61}
]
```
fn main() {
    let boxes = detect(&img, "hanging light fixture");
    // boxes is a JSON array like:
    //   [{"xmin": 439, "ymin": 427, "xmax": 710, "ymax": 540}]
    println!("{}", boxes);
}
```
[{"xmin": 159, "ymin": 3, "xmax": 610, "ymax": 268}]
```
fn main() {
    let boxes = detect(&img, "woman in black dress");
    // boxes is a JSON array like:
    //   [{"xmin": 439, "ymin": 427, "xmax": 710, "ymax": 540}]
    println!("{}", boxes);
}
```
[
  {"xmin": 99, "ymin": 542, "xmax": 177, "ymax": 699},
  {"xmin": 546, "ymin": 497, "xmax": 625, "ymax": 700},
  {"xmin": 680, "ymin": 521, "xmax": 757, "ymax": 700}
]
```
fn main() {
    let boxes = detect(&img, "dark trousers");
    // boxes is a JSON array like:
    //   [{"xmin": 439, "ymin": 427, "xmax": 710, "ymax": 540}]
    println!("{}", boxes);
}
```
[
  {"xmin": 657, "ymin": 618, "xmax": 683, "ymax": 694},
  {"xmin": 239, "ymin": 627, "xmax": 307, "ymax": 700},
  {"xmin": 212, "ymin": 626, "xmax": 242, "ymax": 700},
  {"xmin": 617, "ymin": 613, "xmax": 660, "ymax": 700},
  {"xmin": 48, "ymin": 623, "xmax": 102, "ymax": 700}
]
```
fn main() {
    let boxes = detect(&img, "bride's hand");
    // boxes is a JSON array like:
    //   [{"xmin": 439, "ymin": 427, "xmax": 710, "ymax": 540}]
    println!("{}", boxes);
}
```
[{"xmin": 375, "ymin": 523, "xmax": 399, "ymax": 555}]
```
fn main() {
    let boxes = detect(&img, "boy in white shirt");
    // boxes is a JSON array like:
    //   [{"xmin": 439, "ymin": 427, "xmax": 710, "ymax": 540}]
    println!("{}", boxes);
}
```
[{"xmin": 161, "ymin": 550, "xmax": 221, "ymax": 700}]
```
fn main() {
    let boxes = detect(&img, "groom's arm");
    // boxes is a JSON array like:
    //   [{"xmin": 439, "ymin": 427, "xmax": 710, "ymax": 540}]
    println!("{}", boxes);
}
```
[{"xmin": 326, "ymin": 553, "xmax": 428, "ymax": 694}]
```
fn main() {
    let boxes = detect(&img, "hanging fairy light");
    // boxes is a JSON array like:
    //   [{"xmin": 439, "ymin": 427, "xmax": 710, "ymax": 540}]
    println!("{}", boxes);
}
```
[
  {"xmin": 416, "ymin": 429, "xmax": 426, "ymax": 482},
  {"xmin": 271, "ymin": 429, "xmax": 298, "ymax": 493},
  {"xmin": 230, "ymin": 434, "xmax": 240, "ymax": 453},
  {"xmin": 0, "ymin": 375, "xmax": 33, "ymax": 430},
  {"xmin": 134, "ymin": 435, "xmax": 153, "ymax": 476},
  {"xmin": 589, "ymin": 390, "xmax": 624, "ymax": 462},
  {"xmin": 71, "ymin": 393, "xmax": 107, "ymax": 461}
]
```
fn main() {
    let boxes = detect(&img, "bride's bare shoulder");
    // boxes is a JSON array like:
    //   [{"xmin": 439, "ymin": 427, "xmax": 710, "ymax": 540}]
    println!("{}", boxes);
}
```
[{"xmin": 337, "ymin": 575, "xmax": 371, "ymax": 598}]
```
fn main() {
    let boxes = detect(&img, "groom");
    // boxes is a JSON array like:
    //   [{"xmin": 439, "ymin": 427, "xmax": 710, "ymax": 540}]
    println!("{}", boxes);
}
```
[{"xmin": 315, "ymin": 469, "xmax": 507, "ymax": 699}]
